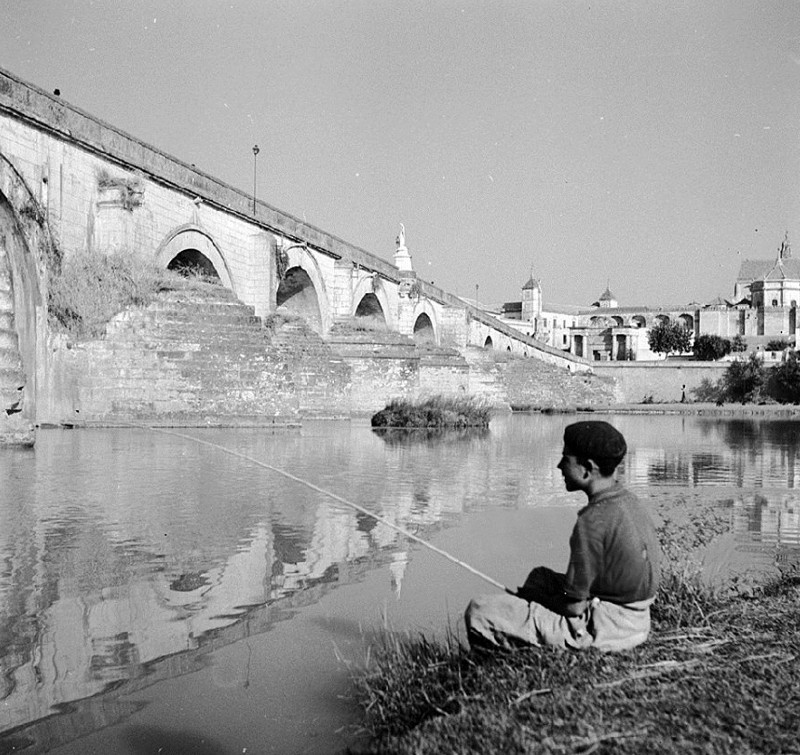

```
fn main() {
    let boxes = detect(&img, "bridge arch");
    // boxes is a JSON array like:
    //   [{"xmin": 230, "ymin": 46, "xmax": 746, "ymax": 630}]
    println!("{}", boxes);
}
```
[
  {"xmin": 276, "ymin": 244, "xmax": 330, "ymax": 334},
  {"xmin": 0, "ymin": 151, "xmax": 50, "ymax": 421},
  {"xmin": 354, "ymin": 293, "xmax": 387, "ymax": 329},
  {"xmin": 412, "ymin": 300, "xmax": 438, "ymax": 345},
  {"xmin": 156, "ymin": 226, "xmax": 233, "ymax": 289},
  {"xmin": 413, "ymin": 313, "xmax": 436, "ymax": 343},
  {"xmin": 352, "ymin": 273, "xmax": 391, "ymax": 330},
  {"xmin": 277, "ymin": 267, "xmax": 323, "ymax": 333}
]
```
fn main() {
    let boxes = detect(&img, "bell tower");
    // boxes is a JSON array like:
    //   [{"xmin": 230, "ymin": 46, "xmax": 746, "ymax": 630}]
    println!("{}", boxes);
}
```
[{"xmin": 521, "ymin": 271, "xmax": 541, "ymax": 324}]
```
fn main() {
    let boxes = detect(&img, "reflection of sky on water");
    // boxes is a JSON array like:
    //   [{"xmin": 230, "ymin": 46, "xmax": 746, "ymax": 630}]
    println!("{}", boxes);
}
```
[{"xmin": 1, "ymin": 414, "xmax": 799, "ymax": 752}]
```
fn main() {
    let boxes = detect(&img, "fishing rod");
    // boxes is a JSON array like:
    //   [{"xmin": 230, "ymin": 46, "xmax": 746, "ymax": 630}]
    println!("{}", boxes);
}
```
[{"xmin": 136, "ymin": 424, "xmax": 508, "ymax": 593}]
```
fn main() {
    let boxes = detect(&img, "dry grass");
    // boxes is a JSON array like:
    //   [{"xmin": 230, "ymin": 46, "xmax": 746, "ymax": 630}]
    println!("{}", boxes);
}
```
[
  {"xmin": 347, "ymin": 503, "xmax": 800, "ymax": 754},
  {"xmin": 48, "ymin": 252, "xmax": 220, "ymax": 340}
]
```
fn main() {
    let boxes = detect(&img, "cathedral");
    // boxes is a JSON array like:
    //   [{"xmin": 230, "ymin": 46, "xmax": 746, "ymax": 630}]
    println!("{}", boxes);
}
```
[{"xmin": 498, "ymin": 234, "xmax": 799, "ymax": 361}]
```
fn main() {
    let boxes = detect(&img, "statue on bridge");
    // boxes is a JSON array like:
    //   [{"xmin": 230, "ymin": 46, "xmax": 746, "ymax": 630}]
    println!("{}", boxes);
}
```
[{"xmin": 393, "ymin": 223, "xmax": 414, "ymax": 272}]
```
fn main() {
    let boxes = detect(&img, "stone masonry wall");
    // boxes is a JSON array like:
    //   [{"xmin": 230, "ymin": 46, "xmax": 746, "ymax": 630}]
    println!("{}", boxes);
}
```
[
  {"xmin": 327, "ymin": 330, "xmax": 419, "ymax": 414},
  {"xmin": 45, "ymin": 286, "xmax": 353, "ymax": 426},
  {"xmin": 500, "ymin": 352, "xmax": 621, "ymax": 408},
  {"xmin": 593, "ymin": 361, "xmax": 729, "ymax": 404},
  {"xmin": 464, "ymin": 348, "xmax": 621, "ymax": 409}
]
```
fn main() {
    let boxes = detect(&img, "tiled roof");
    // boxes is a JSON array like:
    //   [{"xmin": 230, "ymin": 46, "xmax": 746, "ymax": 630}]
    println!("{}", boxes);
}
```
[
  {"xmin": 542, "ymin": 303, "xmax": 584, "ymax": 315},
  {"xmin": 576, "ymin": 303, "xmax": 703, "ymax": 314},
  {"xmin": 737, "ymin": 260, "xmax": 772, "ymax": 281},
  {"xmin": 738, "ymin": 258, "xmax": 800, "ymax": 282},
  {"xmin": 764, "ymin": 263, "xmax": 788, "ymax": 281},
  {"xmin": 522, "ymin": 276, "xmax": 540, "ymax": 290},
  {"xmin": 598, "ymin": 286, "xmax": 616, "ymax": 301},
  {"xmin": 703, "ymin": 296, "xmax": 733, "ymax": 307}
]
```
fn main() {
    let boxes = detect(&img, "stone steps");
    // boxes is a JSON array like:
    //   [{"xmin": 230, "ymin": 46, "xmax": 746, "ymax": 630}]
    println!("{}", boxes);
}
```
[{"xmin": 62, "ymin": 286, "xmax": 350, "ymax": 424}]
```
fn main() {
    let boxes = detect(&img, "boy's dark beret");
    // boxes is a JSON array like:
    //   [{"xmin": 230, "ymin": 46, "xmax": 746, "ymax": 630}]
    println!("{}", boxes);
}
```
[{"xmin": 563, "ymin": 421, "xmax": 627, "ymax": 461}]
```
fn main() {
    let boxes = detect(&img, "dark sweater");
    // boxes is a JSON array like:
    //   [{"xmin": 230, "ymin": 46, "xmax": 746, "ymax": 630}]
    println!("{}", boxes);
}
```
[{"xmin": 563, "ymin": 485, "xmax": 661, "ymax": 604}]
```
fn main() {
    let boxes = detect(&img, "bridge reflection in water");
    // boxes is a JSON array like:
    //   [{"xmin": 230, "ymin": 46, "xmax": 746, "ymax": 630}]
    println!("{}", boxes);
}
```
[{"xmin": 1, "ymin": 414, "xmax": 799, "ymax": 753}]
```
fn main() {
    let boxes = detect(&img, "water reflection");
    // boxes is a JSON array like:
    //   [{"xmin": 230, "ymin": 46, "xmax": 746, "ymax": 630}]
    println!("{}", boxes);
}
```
[
  {"xmin": 371, "ymin": 426, "xmax": 491, "ymax": 446},
  {"xmin": 1, "ymin": 415, "xmax": 799, "ymax": 752},
  {"xmin": 0, "ymin": 419, "xmax": 562, "ymax": 748},
  {"xmin": 734, "ymin": 493, "xmax": 800, "ymax": 547}
]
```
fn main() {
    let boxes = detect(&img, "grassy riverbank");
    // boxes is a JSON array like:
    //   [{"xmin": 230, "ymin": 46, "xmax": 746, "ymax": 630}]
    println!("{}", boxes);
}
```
[{"xmin": 348, "ymin": 507, "xmax": 800, "ymax": 754}]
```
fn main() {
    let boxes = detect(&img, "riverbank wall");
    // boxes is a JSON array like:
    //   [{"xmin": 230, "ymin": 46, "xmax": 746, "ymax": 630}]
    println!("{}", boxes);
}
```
[{"xmin": 593, "ymin": 361, "xmax": 729, "ymax": 404}]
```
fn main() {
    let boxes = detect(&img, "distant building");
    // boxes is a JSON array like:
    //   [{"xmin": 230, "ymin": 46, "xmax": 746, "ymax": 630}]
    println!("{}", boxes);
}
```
[{"xmin": 497, "ymin": 233, "xmax": 799, "ymax": 362}]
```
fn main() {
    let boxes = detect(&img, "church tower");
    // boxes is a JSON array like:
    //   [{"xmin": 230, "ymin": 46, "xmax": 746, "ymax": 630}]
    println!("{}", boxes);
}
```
[{"xmin": 521, "ymin": 274, "xmax": 541, "ymax": 323}]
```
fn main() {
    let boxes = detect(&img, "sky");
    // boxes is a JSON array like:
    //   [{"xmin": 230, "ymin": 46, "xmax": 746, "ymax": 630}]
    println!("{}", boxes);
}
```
[{"xmin": 4, "ymin": 1, "xmax": 800, "ymax": 309}]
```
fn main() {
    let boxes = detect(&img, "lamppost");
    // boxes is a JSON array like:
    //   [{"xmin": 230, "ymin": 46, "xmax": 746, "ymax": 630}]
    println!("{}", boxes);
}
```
[
  {"xmin": 252, "ymin": 144, "xmax": 260, "ymax": 214},
  {"xmin": 475, "ymin": 283, "xmax": 479, "ymax": 308}
]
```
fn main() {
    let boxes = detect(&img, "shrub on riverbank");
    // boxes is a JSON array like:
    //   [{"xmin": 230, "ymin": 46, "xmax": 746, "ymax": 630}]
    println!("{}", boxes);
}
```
[
  {"xmin": 371, "ymin": 395, "xmax": 491, "ymax": 429},
  {"xmin": 348, "ymin": 506, "xmax": 800, "ymax": 754}
]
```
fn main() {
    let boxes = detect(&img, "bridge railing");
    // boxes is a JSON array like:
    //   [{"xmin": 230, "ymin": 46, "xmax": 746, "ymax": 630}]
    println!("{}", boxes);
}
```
[{"xmin": 415, "ymin": 278, "xmax": 588, "ymax": 367}]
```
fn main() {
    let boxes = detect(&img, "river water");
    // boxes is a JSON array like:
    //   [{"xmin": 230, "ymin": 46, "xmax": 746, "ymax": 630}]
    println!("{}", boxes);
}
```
[{"xmin": 1, "ymin": 413, "xmax": 798, "ymax": 754}]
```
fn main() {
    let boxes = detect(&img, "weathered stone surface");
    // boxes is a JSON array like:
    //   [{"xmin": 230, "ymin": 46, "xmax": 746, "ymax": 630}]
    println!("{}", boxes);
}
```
[
  {"xmin": 0, "ymin": 412, "xmax": 34, "ymax": 446},
  {"xmin": 47, "ymin": 288, "xmax": 350, "ymax": 425}
]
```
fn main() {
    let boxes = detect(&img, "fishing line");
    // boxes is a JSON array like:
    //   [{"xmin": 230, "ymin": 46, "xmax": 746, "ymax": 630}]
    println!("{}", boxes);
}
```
[{"xmin": 136, "ymin": 424, "xmax": 508, "ymax": 592}]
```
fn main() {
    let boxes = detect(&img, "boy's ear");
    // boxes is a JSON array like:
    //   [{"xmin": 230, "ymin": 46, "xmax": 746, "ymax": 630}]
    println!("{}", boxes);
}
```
[{"xmin": 583, "ymin": 458, "xmax": 600, "ymax": 475}]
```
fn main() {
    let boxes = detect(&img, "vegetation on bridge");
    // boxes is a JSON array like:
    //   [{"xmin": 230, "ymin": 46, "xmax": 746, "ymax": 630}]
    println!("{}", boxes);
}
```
[{"xmin": 48, "ymin": 251, "xmax": 218, "ymax": 340}]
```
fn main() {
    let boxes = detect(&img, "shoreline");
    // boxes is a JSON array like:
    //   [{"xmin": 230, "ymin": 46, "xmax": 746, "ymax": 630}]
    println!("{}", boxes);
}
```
[
  {"xmin": 603, "ymin": 402, "xmax": 800, "ymax": 417},
  {"xmin": 526, "ymin": 402, "xmax": 800, "ymax": 418}
]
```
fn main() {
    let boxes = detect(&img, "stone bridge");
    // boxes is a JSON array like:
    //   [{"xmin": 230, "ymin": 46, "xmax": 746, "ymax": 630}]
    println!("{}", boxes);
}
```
[{"xmin": 0, "ymin": 67, "xmax": 589, "ymax": 437}]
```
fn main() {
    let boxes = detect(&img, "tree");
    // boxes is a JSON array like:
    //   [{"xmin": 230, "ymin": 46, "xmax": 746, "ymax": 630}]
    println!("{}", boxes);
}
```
[
  {"xmin": 692, "ymin": 334, "xmax": 732, "ymax": 361},
  {"xmin": 730, "ymin": 334, "xmax": 747, "ymax": 353},
  {"xmin": 771, "ymin": 350, "xmax": 800, "ymax": 403},
  {"xmin": 722, "ymin": 353, "xmax": 766, "ymax": 404},
  {"xmin": 647, "ymin": 321, "xmax": 693, "ymax": 356},
  {"xmin": 766, "ymin": 339, "xmax": 790, "ymax": 352},
  {"xmin": 692, "ymin": 377, "xmax": 725, "ymax": 403}
]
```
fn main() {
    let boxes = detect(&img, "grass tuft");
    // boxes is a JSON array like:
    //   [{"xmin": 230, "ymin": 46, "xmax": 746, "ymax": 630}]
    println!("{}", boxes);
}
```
[{"xmin": 371, "ymin": 395, "xmax": 492, "ymax": 429}]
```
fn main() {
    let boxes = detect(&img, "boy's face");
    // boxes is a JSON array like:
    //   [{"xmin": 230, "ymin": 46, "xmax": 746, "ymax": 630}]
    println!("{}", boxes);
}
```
[{"xmin": 557, "ymin": 447, "xmax": 589, "ymax": 492}]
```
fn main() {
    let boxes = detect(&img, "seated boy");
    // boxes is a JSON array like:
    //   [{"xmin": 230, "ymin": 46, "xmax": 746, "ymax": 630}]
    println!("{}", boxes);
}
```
[{"xmin": 465, "ymin": 420, "xmax": 661, "ymax": 652}]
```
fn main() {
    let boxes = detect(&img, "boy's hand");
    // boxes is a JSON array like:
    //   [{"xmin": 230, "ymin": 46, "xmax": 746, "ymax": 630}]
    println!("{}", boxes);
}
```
[{"xmin": 511, "ymin": 585, "xmax": 536, "ymax": 601}]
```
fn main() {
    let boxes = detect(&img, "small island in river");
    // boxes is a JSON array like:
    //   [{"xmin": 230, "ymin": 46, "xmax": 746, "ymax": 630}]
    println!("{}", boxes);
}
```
[{"xmin": 371, "ymin": 395, "xmax": 492, "ymax": 429}]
